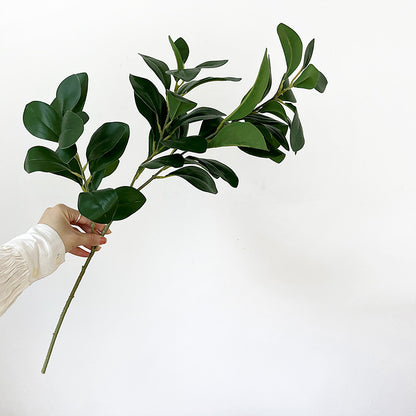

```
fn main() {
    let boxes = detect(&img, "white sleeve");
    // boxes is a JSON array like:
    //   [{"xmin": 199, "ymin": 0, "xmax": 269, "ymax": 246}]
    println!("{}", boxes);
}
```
[{"xmin": 0, "ymin": 224, "xmax": 65, "ymax": 317}]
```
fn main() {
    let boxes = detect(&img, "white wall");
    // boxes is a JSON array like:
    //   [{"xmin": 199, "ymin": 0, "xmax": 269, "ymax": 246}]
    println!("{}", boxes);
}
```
[{"xmin": 1, "ymin": 0, "xmax": 416, "ymax": 414}]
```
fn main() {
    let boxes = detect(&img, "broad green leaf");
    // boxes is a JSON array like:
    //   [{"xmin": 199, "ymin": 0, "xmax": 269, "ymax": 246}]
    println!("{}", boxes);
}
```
[
  {"xmin": 113, "ymin": 186, "xmax": 146, "ymax": 221},
  {"xmin": 199, "ymin": 117, "xmax": 223, "ymax": 139},
  {"xmin": 293, "ymin": 64, "xmax": 320, "ymax": 89},
  {"xmin": 277, "ymin": 23, "xmax": 303, "ymax": 79},
  {"xmin": 78, "ymin": 188, "xmax": 119, "ymax": 223},
  {"xmin": 88, "ymin": 160, "xmax": 119, "ymax": 192},
  {"xmin": 263, "ymin": 124, "xmax": 289, "ymax": 151},
  {"xmin": 166, "ymin": 68, "xmax": 201, "ymax": 82},
  {"xmin": 77, "ymin": 111, "xmax": 89, "ymax": 124},
  {"xmin": 177, "ymin": 77, "xmax": 241, "ymax": 95},
  {"xmin": 186, "ymin": 156, "xmax": 238, "ymax": 188},
  {"xmin": 208, "ymin": 122, "xmax": 267, "ymax": 150},
  {"xmin": 55, "ymin": 74, "xmax": 82, "ymax": 115},
  {"xmin": 225, "ymin": 50, "xmax": 271, "ymax": 121},
  {"xmin": 129, "ymin": 75, "xmax": 166, "ymax": 116},
  {"xmin": 166, "ymin": 91, "xmax": 197, "ymax": 119},
  {"xmin": 163, "ymin": 135, "xmax": 207, "ymax": 153},
  {"xmin": 24, "ymin": 146, "xmax": 82, "ymax": 184},
  {"xmin": 58, "ymin": 111, "xmax": 84, "ymax": 149},
  {"xmin": 195, "ymin": 60, "xmax": 228, "ymax": 69},
  {"xmin": 168, "ymin": 166, "xmax": 218, "ymax": 194},
  {"xmin": 172, "ymin": 107, "xmax": 225, "ymax": 128},
  {"xmin": 142, "ymin": 154, "xmax": 184, "ymax": 169},
  {"xmin": 239, "ymin": 146, "xmax": 286, "ymax": 162},
  {"xmin": 139, "ymin": 53, "xmax": 171, "ymax": 89},
  {"xmin": 23, "ymin": 101, "xmax": 60, "ymax": 141},
  {"xmin": 270, "ymin": 153, "xmax": 286, "ymax": 163},
  {"xmin": 168, "ymin": 36, "xmax": 184, "ymax": 70},
  {"xmin": 303, "ymin": 39, "xmax": 315, "ymax": 69},
  {"xmin": 290, "ymin": 111, "xmax": 305, "ymax": 153},
  {"xmin": 315, "ymin": 70, "xmax": 328, "ymax": 93},
  {"xmin": 259, "ymin": 101, "xmax": 289, "ymax": 122},
  {"xmin": 56, "ymin": 145, "xmax": 77, "ymax": 163},
  {"xmin": 87, "ymin": 122, "xmax": 129, "ymax": 172},
  {"xmin": 133, "ymin": 90, "xmax": 160, "ymax": 145},
  {"xmin": 103, "ymin": 159, "xmax": 120, "ymax": 177},
  {"xmin": 174, "ymin": 37, "xmax": 189, "ymax": 64},
  {"xmin": 72, "ymin": 73, "xmax": 89, "ymax": 113}
]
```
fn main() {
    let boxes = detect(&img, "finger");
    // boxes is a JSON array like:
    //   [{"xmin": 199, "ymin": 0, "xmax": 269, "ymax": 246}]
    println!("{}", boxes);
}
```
[
  {"xmin": 79, "ymin": 232, "xmax": 107, "ymax": 248},
  {"xmin": 69, "ymin": 247, "xmax": 91, "ymax": 257}
]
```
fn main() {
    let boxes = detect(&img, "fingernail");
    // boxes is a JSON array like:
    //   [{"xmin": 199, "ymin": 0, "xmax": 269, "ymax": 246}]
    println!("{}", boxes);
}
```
[
  {"xmin": 106, "ymin": 229, "xmax": 112, "ymax": 234},
  {"xmin": 96, "ymin": 246, "xmax": 102, "ymax": 251},
  {"xmin": 99, "ymin": 237, "xmax": 107, "ymax": 244}
]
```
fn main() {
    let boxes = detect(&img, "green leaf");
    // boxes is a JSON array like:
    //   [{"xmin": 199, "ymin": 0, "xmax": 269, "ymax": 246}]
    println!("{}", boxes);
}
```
[
  {"xmin": 239, "ymin": 146, "xmax": 286, "ymax": 163},
  {"xmin": 177, "ymin": 77, "xmax": 241, "ymax": 95},
  {"xmin": 78, "ymin": 188, "xmax": 119, "ymax": 223},
  {"xmin": 225, "ymin": 50, "xmax": 271, "ymax": 121},
  {"xmin": 167, "ymin": 166, "xmax": 218, "ymax": 194},
  {"xmin": 303, "ymin": 39, "xmax": 315, "ymax": 69},
  {"xmin": 174, "ymin": 37, "xmax": 189, "ymax": 64},
  {"xmin": 77, "ymin": 111, "xmax": 89, "ymax": 124},
  {"xmin": 87, "ymin": 122, "xmax": 129, "ymax": 173},
  {"xmin": 199, "ymin": 117, "xmax": 223, "ymax": 139},
  {"xmin": 55, "ymin": 74, "xmax": 82, "ymax": 115},
  {"xmin": 168, "ymin": 36, "xmax": 184, "ymax": 70},
  {"xmin": 58, "ymin": 111, "xmax": 84, "ymax": 149},
  {"xmin": 195, "ymin": 60, "xmax": 228, "ymax": 69},
  {"xmin": 163, "ymin": 135, "xmax": 207, "ymax": 153},
  {"xmin": 141, "ymin": 154, "xmax": 184, "ymax": 169},
  {"xmin": 166, "ymin": 68, "xmax": 201, "ymax": 82},
  {"xmin": 280, "ymin": 78, "xmax": 297, "ymax": 102},
  {"xmin": 72, "ymin": 73, "xmax": 89, "ymax": 113},
  {"xmin": 172, "ymin": 107, "xmax": 225, "ymax": 129},
  {"xmin": 24, "ymin": 146, "xmax": 82, "ymax": 184},
  {"xmin": 23, "ymin": 101, "xmax": 60, "ymax": 141},
  {"xmin": 56, "ymin": 145, "xmax": 77, "ymax": 163},
  {"xmin": 166, "ymin": 91, "xmax": 197, "ymax": 119},
  {"xmin": 139, "ymin": 53, "xmax": 171, "ymax": 89},
  {"xmin": 129, "ymin": 75, "xmax": 166, "ymax": 116},
  {"xmin": 259, "ymin": 101, "xmax": 289, "ymax": 123},
  {"xmin": 113, "ymin": 186, "xmax": 146, "ymax": 221},
  {"xmin": 290, "ymin": 111, "xmax": 305, "ymax": 153},
  {"xmin": 263, "ymin": 124, "xmax": 289, "ymax": 150},
  {"xmin": 88, "ymin": 160, "xmax": 120, "ymax": 192},
  {"xmin": 208, "ymin": 122, "xmax": 267, "ymax": 150},
  {"xmin": 315, "ymin": 70, "xmax": 328, "ymax": 93},
  {"xmin": 186, "ymin": 156, "xmax": 238, "ymax": 188},
  {"xmin": 277, "ymin": 23, "xmax": 303, "ymax": 79},
  {"xmin": 293, "ymin": 64, "xmax": 320, "ymax": 89}
]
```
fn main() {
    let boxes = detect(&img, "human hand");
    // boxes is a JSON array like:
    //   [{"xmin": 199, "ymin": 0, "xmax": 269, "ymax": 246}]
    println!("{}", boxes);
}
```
[{"xmin": 38, "ymin": 204, "xmax": 111, "ymax": 257}]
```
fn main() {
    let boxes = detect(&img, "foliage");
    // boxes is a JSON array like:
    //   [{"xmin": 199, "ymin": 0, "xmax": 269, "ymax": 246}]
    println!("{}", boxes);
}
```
[{"xmin": 22, "ymin": 23, "xmax": 328, "ymax": 373}]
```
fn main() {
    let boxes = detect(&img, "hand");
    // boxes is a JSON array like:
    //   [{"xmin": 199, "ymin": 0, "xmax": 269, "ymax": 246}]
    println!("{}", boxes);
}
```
[{"xmin": 38, "ymin": 204, "xmax": 111, "ymax": 257}]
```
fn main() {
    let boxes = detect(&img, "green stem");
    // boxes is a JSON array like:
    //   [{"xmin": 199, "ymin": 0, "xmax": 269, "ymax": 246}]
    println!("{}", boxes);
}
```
[{"xmin": 41, "ymin": 223, "xmax": 111, "ymax": 374}]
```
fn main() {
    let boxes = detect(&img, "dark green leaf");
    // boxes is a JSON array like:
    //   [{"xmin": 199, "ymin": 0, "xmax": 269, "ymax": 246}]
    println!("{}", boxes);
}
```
[
  {"xmin": 167, "ymin": 166, "xmax": 217, "ymax": 194},
  {"xmin": 166, "ymin": 68, "xmax": 201, "ymax": 82},
  {"xmin": 58, "ymin": 111, "xmax": 84, "ymax": 149},
  {"xmin": 195, "ymin": 60, "xmax": 228, "ymax": 69},
  {"xmin": 133, "ymin": 90, "xmax": 160, "ymax": 146},
  {"xmin": 78, "ymin": 188, "xmax": 119, "ymax": 223},
  {"xmin": 239, "ymin": 146, "xmax": 286, "ymax": 163},
  {"xmin": 168, "ymin": 36, "xmax": 184, "ymax": 70},
  {"xmin": 163, "ymin": 135, "xmax": 207, "ymax": 153},
  {"xmin": 315, "ymin": 70, "xmax": 328, "ymax": 93},
  {"xmin": 290, "ymin": 111, "xmax": 305, "ymax": 153},
  {"xmin": 280, "ymin": 89, "xmax": 297, "ymax": 103},
  {"xmin": 72, "ymin": 73, "xmax": 88, "ymax": 113},
  {"xmin": 142, "ymin": 154, "xmax": 184, "ymax": 169},
  {"xmin": 225, "ymin": 50, "xmax": 271, "ymax": 121},
  {"xmin": 55, "ymin": 74, "xmax": 82, "ymax": 115},
  {"xmin": 177, "ymin": 77, "xmax": 241, "ymax": 95},
  {"xmin": 303, "ymin": 39, "xmax": 315, "ymax": 69},
  {"xmin": 87, "ymin": 122, "xmax": 129, "ymax": 173},
  {"xmin": 277, "ymin": 23, "xmax": 303, "ymax": 79},
  {"xmin": 174, "ymin": 37, "xmax": 189, "ymax": 64},
  {"xmin": 56, "ymin": 145, "xmax": 77, "ymax": 163},
  {"xmin": 77, "ymin": 111, "xmax": 89, "ymax": 124},
  {"xmin": 129, "ymin": 75, "xmax": 166, "ymax": 116},
  {"xmin": 23, "ymin": 101, "xmax": 60, "ymax": 141},
  {"xmin": 259, "ymin": 101, "xmax": 289, "ymax": 123},
  {"xmin": 208, "ymin": 122, "xmax": 268, "ymax": 150},
  {"xmin": 199, "ymin": 117, "xmax": 223, "ymax": 139},
  {"xmin": 186, "ymin": 156, "xmax": 238, "ymax": 188},
  {"xmin": 166, "ymin": 91, "xmax": 197, "ymax": 119},
  {"xmin": 139, "ymin": 53, "xmax": 171, "ymax": 89},
  {"xmin": 294, "ymin": 64, "xmax": 320, "ymax": 89},
  {"xmin": 172, "ymin": 107, "xmax": 225, "ymax": 128},
  {"xmin": 24, "ymin": 146, "xmax": 82, "ymax": 184},
  {"xmin": 264, "ymin": 124, "xmax": 290, "ymax": 151},
  {"xmin": 113, "ymin": 186, "xmax": 146, "ymax": 221},
  {"xmin": 89, "ymin": 159, "xmax": 120, "ymax": 191}
]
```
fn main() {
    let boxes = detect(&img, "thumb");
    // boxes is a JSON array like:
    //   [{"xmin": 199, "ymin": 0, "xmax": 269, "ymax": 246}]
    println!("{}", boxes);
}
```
[{"xmin": 79, "ymin": 232, "xmax": 107, "ymax": 248}]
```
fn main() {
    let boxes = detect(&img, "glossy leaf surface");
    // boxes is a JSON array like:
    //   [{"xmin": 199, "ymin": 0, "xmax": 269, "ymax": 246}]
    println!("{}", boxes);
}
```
[
  {"xmin": 55, "ymin": 74, "xmax": 82, "ymax": 115},
  {"xmin": 303, "ymin": 39, "xmax": 315, "ymax": 69},
  {"xmin": 168, "ymin": 36, "xmax": 184, "ymax": 69},
  {"xmin": 166, "ymin": 91, "xmax": 197, "ymax": 119},
  {"xmin": 208, "ymin": 122, "xmax": 267, "ymax": 150},
  {"xmin": 163, "ymin": 135, "xmax": 207, "ymax": 153},
  {"xmin": 259, "ymin": 101, "xmax": 289, "ymax": 122},
  {"xmin": 290, "ymin": 111, "xmax": 305, "ymax": 153},
  {"xmin": 23, "ymin": 101, "xmax": 60, "ymax": 141},
  {"xmin": 294, "ymin": 64, "xmax": 320, "ymax": 89},
  {"xmin": 78, "ymin": 188, "xmax": 118, "ymax": 223},
  {"xmin": 168, "ymin": 166, "xmax": 218, "ymax": 194},
  {"xmin": 166, "ymin": 68, "xmax": 201, "ymax": 82},
  {"xmin": 142, "ymin": 154, "xmax": 184, "ymax": 169},
  {"xmin": 277, "ymin": 23, "xmax": 303, "ymax": 79},
  {"xmin": 58, "ymin": 111, "xmax": 84, "ymax": 149},
  {"xmin": 174, "ymin": 37, "xmax": 189, "ymax": 64},
  {"xmin": 113, "ymin": 186, "xmax": 146, "ymax": 221},
  {"xmin": 195, "ymin": 60, "xmax": 228, "ymax": 68},
  {"xmin": 139, "ymin": 53, "xmax": 171, "ymax": 89},
  {"xmin": 177, "ymin": 77, "xmax": 241, "ymax": 95}
]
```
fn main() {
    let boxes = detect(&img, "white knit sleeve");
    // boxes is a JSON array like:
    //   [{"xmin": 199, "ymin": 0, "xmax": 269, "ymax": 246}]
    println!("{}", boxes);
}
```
[{"xmin": 0, "ymin": 224, "xmax": 65, "ymax": 317}]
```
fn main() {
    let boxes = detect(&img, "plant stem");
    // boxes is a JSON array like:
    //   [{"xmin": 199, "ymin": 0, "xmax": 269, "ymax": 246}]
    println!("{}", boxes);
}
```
[{"xmin": 41, "ymin": 223, "xmax": 111, "ymax": 374}]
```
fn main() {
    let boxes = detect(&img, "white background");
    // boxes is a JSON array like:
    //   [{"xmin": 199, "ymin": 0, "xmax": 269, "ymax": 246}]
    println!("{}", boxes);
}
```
[{"xmin": 1, "ymin": 0, "xmax": 416, "ymax": 414}]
